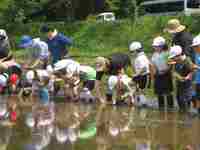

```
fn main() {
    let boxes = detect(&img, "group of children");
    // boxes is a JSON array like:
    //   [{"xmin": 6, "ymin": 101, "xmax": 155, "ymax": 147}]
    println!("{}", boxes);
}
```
[
  {"xmin": 0, "ymin": 22, "xmax": 200, "ymax": 124},
  {"xmin": 129, "ymin": 35, "xmax": 200, "ymax": 116}
]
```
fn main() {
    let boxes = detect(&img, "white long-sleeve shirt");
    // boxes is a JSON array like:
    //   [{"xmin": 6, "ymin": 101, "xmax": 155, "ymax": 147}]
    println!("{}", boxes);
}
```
[{"xmin": 133, "ymin": 52, "xmax": 150, "ymax": 75}]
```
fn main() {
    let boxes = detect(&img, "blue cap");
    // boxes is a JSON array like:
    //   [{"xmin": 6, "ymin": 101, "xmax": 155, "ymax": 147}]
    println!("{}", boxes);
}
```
[{"xmin": 19, "ymin": 35, "xmax": 33, "ymax": 48}]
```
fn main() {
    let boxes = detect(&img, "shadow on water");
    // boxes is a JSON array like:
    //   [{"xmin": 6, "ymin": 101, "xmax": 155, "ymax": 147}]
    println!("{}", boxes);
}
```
[{"xmin": 0, "ymin": 97, "xmax": 200, "ymax": 150}]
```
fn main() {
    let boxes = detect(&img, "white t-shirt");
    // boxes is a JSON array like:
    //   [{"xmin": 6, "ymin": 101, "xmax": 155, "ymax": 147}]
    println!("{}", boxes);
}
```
[
  {"xmin": 133, "ymin": 52, "xmax": 150, "ymax": 75},
  {"xmin": 32, "ymin": 38, "xmax": 49, "ymax": 60}
]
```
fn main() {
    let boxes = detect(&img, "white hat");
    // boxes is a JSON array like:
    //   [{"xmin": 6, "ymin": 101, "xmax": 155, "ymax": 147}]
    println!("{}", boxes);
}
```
[
  {"xmin": 129, "ymin": 42, "xmax": 142, "ymax": 52},
  {"xmin": 26, "ymin": 70, "xmax": 35, "ymax": 83},
  {"xmin": 191, "ymin": 35, "xmax": 200, "ymax": 47},
  {"xmin": 0, "ymin": 29, "xmax": 7, "ymax": 37},
  {"xmin": 54, "ymin": 59, "xmax": 69, "ymax": 71},
  {"xmin": 152, "ymin": 36, "xmax": 166, "ymax": 47},
  {"xmin": 66, "ymin": 62, "xmax": 80, "ymax": 78},
  {"xmin": 0, "ymin": 74, "xmax": 8, "ymax": 87},
  {"xmin": 169, "ymin": 45, "xmax": 183, "ymax": 59},
  {"xmin": 54, "ymin": 59, "xmax": 80, "ymax": 72}
]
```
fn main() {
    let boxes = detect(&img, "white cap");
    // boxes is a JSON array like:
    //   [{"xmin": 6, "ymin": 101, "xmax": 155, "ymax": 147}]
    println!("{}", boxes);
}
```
[
  {"xmin": 169, "ymin": 45, "xmax": 183, "ymax": 59},
  {"xmin": 0, "ymin": 29, "xmax": 7, "ymax": 37},
  {"xmin": 66, "ymin": 62, "xmax": 80, "ymax": 78},
  {"xmin": 191, "ymin": 35, "xmax": 200, "ymax": 47},
  {"xmin": 54, "ymin": 59, "xmax": 75, "ymax": 71},
  {"xmin": 152, "ymin": 36, "xmax": 166, "ymax": 47},
  {"xmin": 26, "ymin": 70, "xmax": 35, "ymax": 83},
  {"xmin": 129, "ymin": 42, "xmax": 142, "ymax": 52},
  {"xmin": 0, "ymin": 74, "xmax": 8, "ymax": 87}
]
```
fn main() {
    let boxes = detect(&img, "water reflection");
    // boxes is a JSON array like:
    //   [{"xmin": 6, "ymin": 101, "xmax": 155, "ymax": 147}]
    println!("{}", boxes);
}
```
[{"xmin": 0, "ymin": 102, "xmax": 199, "ymax": 149}]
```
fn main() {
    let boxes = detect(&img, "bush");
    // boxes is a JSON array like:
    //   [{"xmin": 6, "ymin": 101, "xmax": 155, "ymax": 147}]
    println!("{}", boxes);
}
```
[{"xmin": 9, "ymin": 15, "xmax": 200, "ymax": 59}]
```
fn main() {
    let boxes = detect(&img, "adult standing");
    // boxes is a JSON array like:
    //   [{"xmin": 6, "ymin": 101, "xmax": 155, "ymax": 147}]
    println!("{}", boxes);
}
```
[
  {"xmin": 164, "ymin": 19, "xmax": 194, "ymax": 61},
  {"xmin": 41, "ymin": 25, "xmax": 73, "ymax": 64}
]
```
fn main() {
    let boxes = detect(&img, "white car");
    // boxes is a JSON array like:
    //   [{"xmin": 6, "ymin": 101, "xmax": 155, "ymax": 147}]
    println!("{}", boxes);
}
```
[{"xmin": 96, "ymin": 12, "xmax": 116, "ymax": 22}]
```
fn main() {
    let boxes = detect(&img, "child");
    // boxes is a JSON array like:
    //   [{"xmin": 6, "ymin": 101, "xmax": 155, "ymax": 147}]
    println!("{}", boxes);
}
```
[
  {"xmin": 151, "ymin": 36, "xmax": 174, "ymax": 110},
  {"xmin": 20, "ymin": 68, "xmax": 53, "ymax": 105},
  {"xmin": 107, "ymin": 67, "xmax": 135, "ymax": 105},
  {"xmin": 53, "ymin": 59, "xmax": 80, "ymax": 100},
  {"xmin": 19, "ymin": 35, "xmax": 49, "ymax": 69},
  {"xmin": 191, "ymin": 35, "xmax": 200, "ymax": 115},
  {"xmin": 95, "ymin": 53, "xmax": 130, "ymax": 102},
  {"xmin": 129, "ymin": 41, "xmax": 150, "ymax": 106},
  {"xmin": 168, "ymin": 45, "xmax": 194, "ymax": 112}
]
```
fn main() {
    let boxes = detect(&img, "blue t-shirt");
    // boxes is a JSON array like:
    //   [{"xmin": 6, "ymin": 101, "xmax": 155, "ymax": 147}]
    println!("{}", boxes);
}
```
[
  {"xmin": 195, "ymin": 53, "xmax": 200, "ymax": 84},
  {"xmin": 47, "ymin": 33, "xmax": 72, "ymax": 64}
]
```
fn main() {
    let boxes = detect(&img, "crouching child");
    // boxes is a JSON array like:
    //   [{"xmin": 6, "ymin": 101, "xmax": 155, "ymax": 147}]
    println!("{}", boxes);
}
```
[{"xmin": 106, "ymin": 67, "xmax": 135, "ymax": 105}]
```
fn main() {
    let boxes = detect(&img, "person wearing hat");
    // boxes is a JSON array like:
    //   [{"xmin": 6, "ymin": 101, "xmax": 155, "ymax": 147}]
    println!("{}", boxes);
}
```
[
  {"xmin": 191, "ymin": 35, "xmax": 200, "ymax": 115},
  {"xmin": 151, "ymin": 36, "xmax": 174, "ymax": 110},
  {"xmin": 129, "ymin": 41, "xmax": 150, "ymax": 106},
  {"xmin": 0, "ymin": 29, "xmax": 11, "ymax": 61},
  {"xmin": 129, "ymin": 42, "xmax": 150, "ymax": 90},
  {"xmin": 53, "ymin": 59, "xmax": 80, "ymax": 100},
  {"xmin": 168, "ymin": 45, "xmax": 195, "ymax": 112},
  {"xmin": 40, "ymin": 25, "xmax": 73, "ymax": 64},
  {"xmin": 164, "ymin": 19, "xmax": 194, "ymax": 61},
  {"xmin": 19, "ymin": 35, "xmax": 49, "ymax": 69}
]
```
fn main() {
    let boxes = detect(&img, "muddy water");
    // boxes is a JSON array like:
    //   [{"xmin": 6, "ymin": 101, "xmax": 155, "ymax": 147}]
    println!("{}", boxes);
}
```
[{"xmin": 0, "ymin": 102, "xmax": 200, "ymax": 150}]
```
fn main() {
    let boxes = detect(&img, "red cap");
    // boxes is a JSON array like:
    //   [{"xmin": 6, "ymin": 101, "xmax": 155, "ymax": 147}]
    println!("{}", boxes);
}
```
[{"xmin": 9, "ymin": 74, "xmax": 19, "ymax": 85}]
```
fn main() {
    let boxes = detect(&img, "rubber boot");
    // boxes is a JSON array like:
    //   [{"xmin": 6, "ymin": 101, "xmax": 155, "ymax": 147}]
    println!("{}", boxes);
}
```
[
  {"xmin": 158, "ymin": 95, "xmax": 165, "ymax": 110},
  {"xmin": 167, "ymin": 94, "xmax": 174, "ymax": 110}
]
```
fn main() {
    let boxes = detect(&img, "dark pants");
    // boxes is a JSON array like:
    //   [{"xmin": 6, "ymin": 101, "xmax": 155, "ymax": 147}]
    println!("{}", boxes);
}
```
[
  {"xmin": 132, "ymin": 74, "xmax": 148, "ymax": 90},
  {"xmin": 176, "ymin": 81, "xmax": 192, "ymax": 112},
  {"xmin": 158, "ymin": 94, "xmax": 174, "ymax": 109},
  {"xmin": 154, "ymin": 71, "xmax": 174, "ymax": 109}
]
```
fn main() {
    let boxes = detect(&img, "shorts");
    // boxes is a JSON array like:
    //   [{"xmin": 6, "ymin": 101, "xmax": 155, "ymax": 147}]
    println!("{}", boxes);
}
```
[
  {"xmin": 177, "ymin": 82, "xmax": 193, "ymax": 102},
  {"xmin": 96, "ymin": 71, "xmax": 104, "ymax": 81},
  {"xmin": 195, "ymin": 84, "xmax": 200, "ymax": 100},
  {"xmin": 154, "ymin": 71, "xmax": 173, "ymax": 95},
  {"xmin": 132, "ymin": 75, "xmax": 148, "ymax": 89},
  {"xmin": 83, "ymin": 80, "xmax": 95, "ymax": 91}
]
